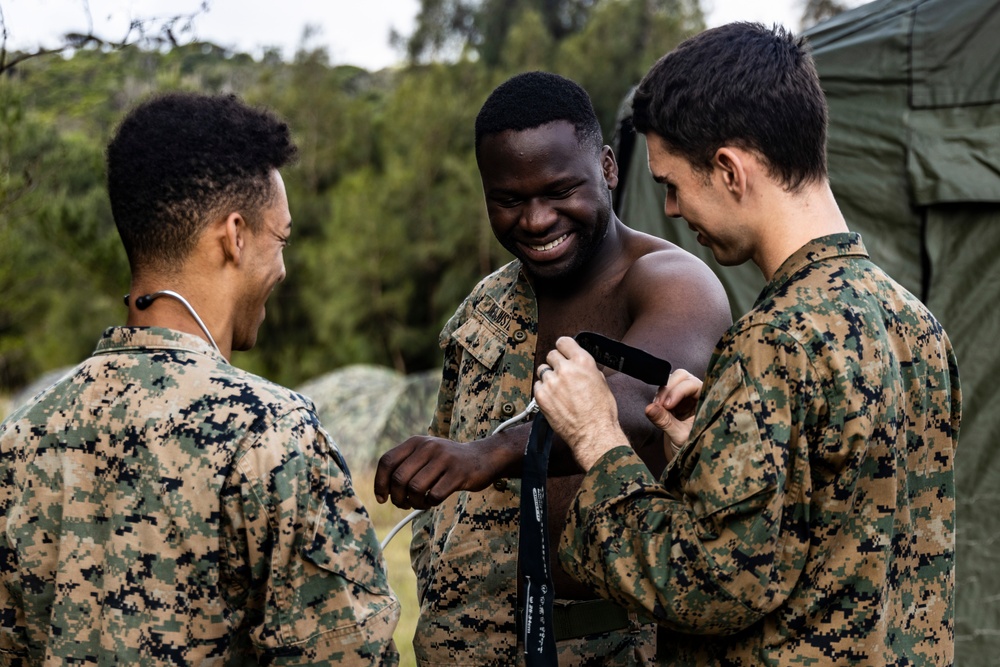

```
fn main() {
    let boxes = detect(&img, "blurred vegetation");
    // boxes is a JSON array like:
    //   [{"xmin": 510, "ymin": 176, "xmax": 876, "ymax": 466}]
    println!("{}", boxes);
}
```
[{"xmin": 0, "ymin": 0, "xmax": 705, "ymax": 392}]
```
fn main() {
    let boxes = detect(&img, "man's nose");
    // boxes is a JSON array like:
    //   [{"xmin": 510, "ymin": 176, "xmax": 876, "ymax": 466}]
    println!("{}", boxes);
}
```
[
  {"xmin": 664, "ymin": 192, "xmax": 681, "ymax": 218},
  {"xmin": 520, "ymin": 198, "xmax": 557, "ymax": 232}
]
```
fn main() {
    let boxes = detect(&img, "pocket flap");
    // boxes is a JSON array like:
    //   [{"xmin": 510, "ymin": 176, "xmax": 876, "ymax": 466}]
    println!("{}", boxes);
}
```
[{"xmin": 450, "ymin": 297, "xmax": 511, "ymax": 370}]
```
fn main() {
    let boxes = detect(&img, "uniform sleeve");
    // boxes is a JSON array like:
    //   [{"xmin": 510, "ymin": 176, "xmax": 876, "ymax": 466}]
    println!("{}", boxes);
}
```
[
  {"xmin": 409, "ymin": 308, "xmax": 464, "ymax": 604},
  {"xmin": 558, "ymin": 326, "xmax": 819, "ymax": 634},
  {"xmin": 224, "ymin": 408, "xmax": 400, "ymax": 666},
  {"xmin": 426, "ymin": 301, "xmax": 467, "ymax": 440},
  {"xmin": 0, "ymin": 418, "xmax": 28, "ymax": 665}
]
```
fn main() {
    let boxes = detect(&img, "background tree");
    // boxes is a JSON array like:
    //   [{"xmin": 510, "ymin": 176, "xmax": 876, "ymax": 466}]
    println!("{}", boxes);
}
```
[
  {"xmin": 800, "ymin": 0, "xmax": 852, "ymax": 29},
  {"xmin": 0, "ymin": 0, "xmax": 707, "ymax": 393},
  {"xmin": 0, "ymin": 1, "xmax": 211, "ymax": 75}
]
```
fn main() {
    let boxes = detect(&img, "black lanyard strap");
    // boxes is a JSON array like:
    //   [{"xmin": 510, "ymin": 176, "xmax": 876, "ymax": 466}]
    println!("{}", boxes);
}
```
[
  {"xmin": 517, "ymin": 332, "xmax": 670, "ymax": 664},
  {"xmin": 518, "ymin": 412, "xmax": 557, "ymax": 664}
]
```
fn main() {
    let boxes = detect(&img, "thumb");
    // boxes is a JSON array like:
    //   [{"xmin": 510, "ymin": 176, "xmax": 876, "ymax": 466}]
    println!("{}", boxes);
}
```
[
  {"xmin": 645, "ymin": 402, "xmax": 689, "ymax": 451},
  {"xmin": 645, "ymin": 402, "xmax": 673, "ymax": 432}
]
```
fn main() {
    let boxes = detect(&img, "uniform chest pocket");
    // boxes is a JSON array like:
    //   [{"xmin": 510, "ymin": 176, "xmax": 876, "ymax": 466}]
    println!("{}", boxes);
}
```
[{"xmin": 451, "ymin": 297, "xmax": 511, "ymax": 370}]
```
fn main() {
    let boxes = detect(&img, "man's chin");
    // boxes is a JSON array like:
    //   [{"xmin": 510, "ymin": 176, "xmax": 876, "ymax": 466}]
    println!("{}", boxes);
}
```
[
  {"xmin": 232, "ymin": 333, "xmax": 258, "ymax": 353},
  {"xmin": 712, "ymin": 249, "xmax": 752, "ymax": 268},
  {"xmin": 522, "ymin": 258, "xmax": 586, "ymax": 286}
]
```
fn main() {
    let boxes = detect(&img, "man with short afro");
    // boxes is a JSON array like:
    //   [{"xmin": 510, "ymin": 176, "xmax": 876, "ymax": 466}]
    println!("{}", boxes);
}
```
[
  {"xmin": 474, "ymin": 71, "xmax": 604, "ymax": 157},
  {"xmin": 107, "ymin": 92, "xmax": 298, "ymax": 272},
  {"xmin": 1, "ymin": 92, "xmax": 400, "ymax": 665},
  {"xmin": 376, "ymin": 71, "xmax": 732, "ymax": 664}
]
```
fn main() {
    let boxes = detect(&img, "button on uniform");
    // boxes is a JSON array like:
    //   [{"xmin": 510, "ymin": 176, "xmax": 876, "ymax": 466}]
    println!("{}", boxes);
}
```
[
  {"xmin": 501, "ymin": 402, "xmax": 515, "ymax": 416},
  {"xmin": 493, "ymin": 479, "xmax": 508, "ymax": 491},
  {"xmin": 513, "ymin": 330, "xmax": 527, "ymax": 343}
]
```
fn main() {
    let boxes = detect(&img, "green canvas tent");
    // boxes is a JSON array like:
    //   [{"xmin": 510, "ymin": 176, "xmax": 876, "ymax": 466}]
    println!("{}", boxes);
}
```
[{"xmin": 613, "ymin": 1, "xmax": 1000, "ymax": 662}]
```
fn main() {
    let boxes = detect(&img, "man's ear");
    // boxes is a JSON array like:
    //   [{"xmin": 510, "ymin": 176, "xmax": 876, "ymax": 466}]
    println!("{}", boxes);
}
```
[
  {"xmin": 601, "ymin": 145, "xmax": 619, "ymax": 190},
  {"xmin": 713, "ymin": 147, "xmax": 748, "ymax": 199},
  {"xmin": 220, "ymin": 212, "xmax": 247, "ymax": 266}
]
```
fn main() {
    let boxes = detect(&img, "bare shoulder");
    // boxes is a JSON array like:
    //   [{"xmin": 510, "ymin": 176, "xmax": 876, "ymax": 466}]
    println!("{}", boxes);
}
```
[
  {"xmin": 617, "ymin": 229, "xmax": 733, "ymax": 378},
  {"xmin": 621, "ymin": 229, "xmax": 729, "ymax": 303}
]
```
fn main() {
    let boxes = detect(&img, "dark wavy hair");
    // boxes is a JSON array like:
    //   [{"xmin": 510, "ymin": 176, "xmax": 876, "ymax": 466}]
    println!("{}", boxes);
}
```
[
  {"xmin": 474, "ymin": 71, "xmax": 603, "ymax": 159},
  {"xmin": 106, "ymin": 92, "xmax": 298, "ymax": 273},
  {"xmin": 632, "ymin": 22, "xmax": 828, "ymax": 191}
]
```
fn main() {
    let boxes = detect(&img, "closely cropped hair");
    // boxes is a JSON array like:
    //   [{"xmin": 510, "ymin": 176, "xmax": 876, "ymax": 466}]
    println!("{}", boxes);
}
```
[
  {"xmin": 632, "ymin": 22, "xmax": 828, "ymax": 190},
  {"xmin": 106, "ymin": 92, "xmax": 297, "ymax": 273},
  {"xmin": 475, "ymin": 71, "xmax": 603, "ymax": 159}
]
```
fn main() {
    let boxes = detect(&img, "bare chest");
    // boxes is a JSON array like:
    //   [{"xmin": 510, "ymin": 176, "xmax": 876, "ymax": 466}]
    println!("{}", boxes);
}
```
[{"xmin": 533, "ymin": 285, "xmax": 631, "ymax": 368}]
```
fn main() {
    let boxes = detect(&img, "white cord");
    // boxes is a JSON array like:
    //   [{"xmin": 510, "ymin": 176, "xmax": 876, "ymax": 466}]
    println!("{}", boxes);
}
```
[
  {"xmin": 380, "ymin": 509, "xmax": 424, "ymax": 550},
  {"xmin": 379, "ymin": 399, "xmax": 539, "ymax": 549},
  {"xmin": 134, "ymin": 289, "xmax": 223, "ymax": 357},
  {"xmin": 491, "ymin": 399, "xmax": 538, "ymax": 436}
]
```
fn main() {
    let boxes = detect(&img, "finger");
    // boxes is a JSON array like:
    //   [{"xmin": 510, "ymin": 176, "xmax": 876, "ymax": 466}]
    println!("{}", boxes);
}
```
[
  {"xmin": 644, "ymin": 401, "xmax": 690, "ymax": 451},
  {"xmin": 644, "ymin": 401, "xmax": 673, "ymax": 432},
  {"xmin": 659, "ymin": 370, "xmax": 702, "ymax": 410},
  {"xmin": 650, "ymin": 383, "xmax": 670, "ymax": 407},
  {"xmin": 403, "ymin": 457, "xmax": 451, "ymax": 510},
  {"xmin": 548, "ymin": 338, "xmax": 595, "ymax": 373},
  {"xmin": 557, "ymin": 336, "xmax": 601, "ymax": 367},
  {"xmin": 385, "ymin": 444, "xmax": 439, "ymax": 509},
  {"xmin": 374, "ymin": 439, "xmax": 418, "ymax": 503},
  {"xmin": 554, "ymin": 336, "xmax": 584, "ymax": 358},
  {"xmin": 544, "ymin": 345, "xmax": 571, "ymax": 372}
]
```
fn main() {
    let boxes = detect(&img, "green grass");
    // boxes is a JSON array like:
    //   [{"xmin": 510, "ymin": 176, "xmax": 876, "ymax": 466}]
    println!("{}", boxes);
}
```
[{"xmin": 353, "ymin": 468, "xmax": 419, "ymax": 667}]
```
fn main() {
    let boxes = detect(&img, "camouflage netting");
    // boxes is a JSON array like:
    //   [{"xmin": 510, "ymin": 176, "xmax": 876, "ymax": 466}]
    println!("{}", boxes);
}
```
[{"xmin": 297, "ymin": 364, "xmax": 441, "ymax": 471}]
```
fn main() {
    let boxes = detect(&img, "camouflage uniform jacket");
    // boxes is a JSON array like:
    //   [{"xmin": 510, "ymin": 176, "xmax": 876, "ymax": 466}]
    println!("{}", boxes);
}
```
[
  {"xmin": 411, "ymin": 261, "xmax": 655, "ymax": 665},
  {"xmin": 559, "ymin": 233, "xmax": 962, "ymax": 666},
  {"xmin": 0, "ymin": 327, "xmax": 399, "ymax": 666}
]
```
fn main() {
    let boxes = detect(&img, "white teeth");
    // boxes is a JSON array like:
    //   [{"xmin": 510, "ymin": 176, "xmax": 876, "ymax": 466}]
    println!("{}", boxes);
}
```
[{"xmin": 529, "ymin": 234, "xmax": 568, "ymax": 252}]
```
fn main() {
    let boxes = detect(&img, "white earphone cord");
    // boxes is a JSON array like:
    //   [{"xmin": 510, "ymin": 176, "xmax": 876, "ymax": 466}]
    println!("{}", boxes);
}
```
[
  {"xmin": 130, "ymin": 289, "xmax": 223, "ymax": 357},
  {"xmin": 379, "ymin": 399, "xmax": 539, "ymax": 550}
]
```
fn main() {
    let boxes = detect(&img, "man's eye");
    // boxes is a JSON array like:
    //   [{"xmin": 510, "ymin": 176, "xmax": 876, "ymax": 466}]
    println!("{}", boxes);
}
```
[{"xmin": 549, "ymin": 188, "xmax": 574, "ymax": 199}]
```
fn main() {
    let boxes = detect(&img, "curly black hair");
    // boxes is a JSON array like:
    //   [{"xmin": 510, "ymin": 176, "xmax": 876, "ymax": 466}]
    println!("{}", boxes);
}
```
[
  {"xmin": 633, "ymin": 22, "xmax": 828, "ymax": 191},
  {"xmin": 106, "ymin": 92, "xmax": 298, "ymax": 274},
  {"xmin": 474, "ymin": 71, "xmax": 603, "ymax": 160}
]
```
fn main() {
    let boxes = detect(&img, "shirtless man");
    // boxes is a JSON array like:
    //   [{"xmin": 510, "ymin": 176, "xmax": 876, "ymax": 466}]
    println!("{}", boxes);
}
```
[{"xmin": 374, "ymin": 71, "xmax": 732, "ymax": 665}]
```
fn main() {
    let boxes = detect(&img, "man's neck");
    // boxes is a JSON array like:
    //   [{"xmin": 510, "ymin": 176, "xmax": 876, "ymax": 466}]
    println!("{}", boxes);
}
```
[
  {"xmin": 125, "ymin": 278, "xmax": 233, "ymax": 360},
  {"xmin": 754, "ymin": 182, "xmax": 849, "ymax": 281}
]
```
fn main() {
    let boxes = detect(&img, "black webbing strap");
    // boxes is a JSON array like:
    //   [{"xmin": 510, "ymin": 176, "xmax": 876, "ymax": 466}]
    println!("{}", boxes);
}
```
[
  {"xmin": 518, "ymin": 412, "xmax": 557, "ymax": 665},
  {"xmin": 517, "ymin": 333, "xmax": 671, "ymax": 664}
]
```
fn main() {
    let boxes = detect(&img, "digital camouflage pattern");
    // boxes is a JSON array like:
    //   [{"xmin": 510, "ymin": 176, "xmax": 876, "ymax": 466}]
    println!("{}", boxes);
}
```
[
  {"xmin": 411, "ymin": 261, "xmax": 655, "ymax": 665},
  {"xmin": 0, "ymin": 327, "xmax": 399, "ymax": 666},
  {"xmin": 296, "ymin": 365, "xmax": 440, "ymax": 470},
  {"xmin": 559, "ymin": 233, "xmax": 962, "ymax": 665}
]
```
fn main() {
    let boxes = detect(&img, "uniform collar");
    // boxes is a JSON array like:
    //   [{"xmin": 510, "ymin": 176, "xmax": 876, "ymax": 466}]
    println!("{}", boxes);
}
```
[
  {"xmin": 757, "ymin": 232, "xmax": 869, "ymax": 306},
  {"xmin": 94, "ymin": 326, "xmax": 228, "ymax": 364}
]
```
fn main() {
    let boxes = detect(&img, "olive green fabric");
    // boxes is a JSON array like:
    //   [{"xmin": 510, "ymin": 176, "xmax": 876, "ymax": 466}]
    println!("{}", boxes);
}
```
[{"xmin": 613, "ymin": 1, "xmax": 1000, "ymax": 663}]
